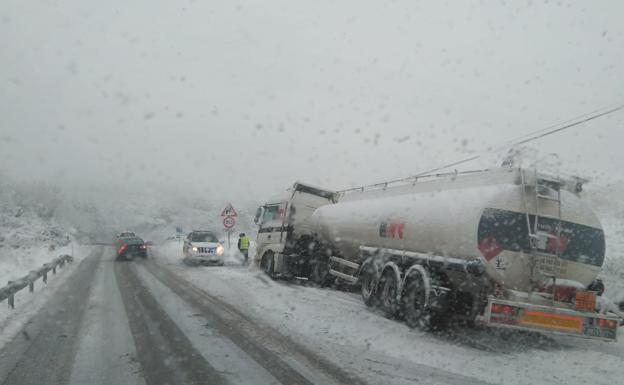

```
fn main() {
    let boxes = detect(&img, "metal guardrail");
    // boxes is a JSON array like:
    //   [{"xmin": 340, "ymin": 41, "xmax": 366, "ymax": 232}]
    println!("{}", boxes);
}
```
[{"xmin": 0, "ymin": 254, "xmax": 74, "ymax": 309}]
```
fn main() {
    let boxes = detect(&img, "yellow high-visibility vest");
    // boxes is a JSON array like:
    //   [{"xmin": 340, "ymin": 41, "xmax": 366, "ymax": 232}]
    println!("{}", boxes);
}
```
[{"xmin": 239, "ymin": 236, "xmax": 250, "ymax": 250}]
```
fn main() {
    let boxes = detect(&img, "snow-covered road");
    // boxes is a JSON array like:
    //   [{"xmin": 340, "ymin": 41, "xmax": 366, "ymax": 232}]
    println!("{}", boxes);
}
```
[{"xmin": 0, "ymin": 243, "xmax": 622, "ymax": 385}]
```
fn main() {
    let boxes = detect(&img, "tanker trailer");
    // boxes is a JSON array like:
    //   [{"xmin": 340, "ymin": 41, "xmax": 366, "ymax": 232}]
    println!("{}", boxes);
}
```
[{"xmin": 254, "ymin": 168, "xmax": 623, "ymax": 340}]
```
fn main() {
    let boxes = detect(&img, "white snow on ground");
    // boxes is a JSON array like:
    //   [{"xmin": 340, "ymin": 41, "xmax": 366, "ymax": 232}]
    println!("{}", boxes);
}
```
[
  {"xmin": 0, "ymin": 244, "xmax": 75, "ymax": 285},
  {"xmin": 152, "ymin": 240, "xmax": 624, "ymax": 385},
  {"xmin": 134, "ymin": 264, "xmax": 283, "ymax": 385},
  {"xmin": 68, "ymin": 252, "xmax": 145, "ymax": 385},
  {"xmin": 588, "ymin": 183, "xmax": 624, "ymax": 305}
]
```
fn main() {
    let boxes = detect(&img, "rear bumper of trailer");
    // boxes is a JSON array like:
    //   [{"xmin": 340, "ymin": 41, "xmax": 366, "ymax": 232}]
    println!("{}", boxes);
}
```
[{"xmin": 483, "ymin": 297, "xmax": 620, "ymax": 342}]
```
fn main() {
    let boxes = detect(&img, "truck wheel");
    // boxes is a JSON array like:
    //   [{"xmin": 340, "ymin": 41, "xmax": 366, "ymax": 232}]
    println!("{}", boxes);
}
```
[
  {"xmin": 262, "ymin": 252, "xmax": 275, "ymax": 279},
  {"xmin": 310, "ymin": 258, "xmax": 331, "ymax": 287},
  {"xmin": 379, "ymin": 269, "xmax": 401, "ymax": 318},
  {"xmin": 403, "ymin": 272, "xmax": 448, "ymax": 331},
  {"xmin": 360, "ymin": 263, "xmax": 378, "ymax": 307}
]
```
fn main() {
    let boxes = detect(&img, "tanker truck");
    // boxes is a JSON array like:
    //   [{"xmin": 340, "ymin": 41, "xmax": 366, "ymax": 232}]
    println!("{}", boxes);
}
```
[{"xmin": 253, "ymin": 167, "xmax": 623, "ymax": 341}]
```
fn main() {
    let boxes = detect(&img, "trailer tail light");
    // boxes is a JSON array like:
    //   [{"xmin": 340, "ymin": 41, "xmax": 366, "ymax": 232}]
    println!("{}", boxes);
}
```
[
  {"xmin": 575, "ymin": 291, "xmax": 597, "ymax": 312},
  {"xmin": 489, "ymin": 303, "xmax": 521, "ymax": 325},
  {"xmin": 595, "ymin": 318, "xmax": 618, "ymax": 330},
  {"xmin": 491, "ymin": 303, "xmax": 515, "ymax": 315}
]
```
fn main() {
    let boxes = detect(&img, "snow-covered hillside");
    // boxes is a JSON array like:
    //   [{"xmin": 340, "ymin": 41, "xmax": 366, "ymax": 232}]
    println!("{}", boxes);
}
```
[
  {"xmin": 0, "ymin": 179, "xmax": 72, "ymax": 283},
  {"xmin": 0, "ymin": 175, "xmax": 259, "ymax": 283}
]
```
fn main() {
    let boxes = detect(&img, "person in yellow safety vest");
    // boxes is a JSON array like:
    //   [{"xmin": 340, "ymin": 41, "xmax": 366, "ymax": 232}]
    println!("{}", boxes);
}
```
[{"xmin": 238, "ymin": 233, "xmax": 250, "ymax": 264}]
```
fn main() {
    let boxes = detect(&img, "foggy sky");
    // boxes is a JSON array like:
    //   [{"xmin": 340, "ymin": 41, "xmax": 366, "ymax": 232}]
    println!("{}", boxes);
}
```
[{"xmin": 1, "ymin": 0, "xmax": 623, "ymax": 201}]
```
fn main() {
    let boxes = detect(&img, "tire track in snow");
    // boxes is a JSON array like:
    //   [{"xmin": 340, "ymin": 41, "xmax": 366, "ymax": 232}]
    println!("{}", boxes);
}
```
[
  {"xmin": 142, "ymin": 259, "xmax": 368, "ymax": 385},
  {"xmin": 115, "ymin": 261, "xmax": 228, "ymax": 385}
]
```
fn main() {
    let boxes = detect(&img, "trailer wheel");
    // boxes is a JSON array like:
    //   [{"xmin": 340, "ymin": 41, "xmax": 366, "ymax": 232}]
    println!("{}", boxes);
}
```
[
  {"xmin": 403, "ymin": 272, "xmax": 446, "ymax": 331},
  {"xmin": 379, "ymin": 269, "xmax": 401, "ymax": 318},
  {"xmin": 261, "ymin": 252, "xmax": 275, "ymax": 279},
  {"xmin": 360, "ymin": 263, "xmax": 378, "ymax": 307}
]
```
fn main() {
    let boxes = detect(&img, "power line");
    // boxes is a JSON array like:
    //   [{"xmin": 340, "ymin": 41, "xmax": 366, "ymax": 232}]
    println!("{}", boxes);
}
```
[
  {"xmin": 499, "ymin": 104, "xmax": 620, "ymax": 148},
  {"xmin": 338, "ymin": 103, "xmax": 624, "ymax": 193},
  {"xmin": 513, "ymin": 104, "xmax": 624, "ymax": 146}
]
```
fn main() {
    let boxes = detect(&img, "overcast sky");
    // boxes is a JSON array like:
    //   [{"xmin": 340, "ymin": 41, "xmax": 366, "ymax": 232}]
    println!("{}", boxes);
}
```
[{"xmin": 1, "ymin": 0, "xmax": 623, "ymax": 201}]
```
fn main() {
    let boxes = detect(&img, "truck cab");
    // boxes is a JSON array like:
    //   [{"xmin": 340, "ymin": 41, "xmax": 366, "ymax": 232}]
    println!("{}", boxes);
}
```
[{"xmin": 254, "ymin": 182, "xmax": 337, "ymax": 278}]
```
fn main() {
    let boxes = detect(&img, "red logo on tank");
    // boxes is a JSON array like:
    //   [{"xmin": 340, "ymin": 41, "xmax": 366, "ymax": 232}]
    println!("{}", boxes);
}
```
[
  {"xmin": 478, "ymin": 236, "xmax": 503, "ymax": 261},
  {"xmin": 379, "ymin": 221, "xmax": 405, "ymax": 239},
  {"xmin": 546, "ymin": 234, "xmax": 569, "ymax": 254}
]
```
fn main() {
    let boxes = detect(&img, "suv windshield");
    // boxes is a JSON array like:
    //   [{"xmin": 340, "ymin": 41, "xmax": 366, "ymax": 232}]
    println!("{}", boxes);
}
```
[{"xmin": 190, "ymin": 232, "xmax": 218, "ymax": 242}]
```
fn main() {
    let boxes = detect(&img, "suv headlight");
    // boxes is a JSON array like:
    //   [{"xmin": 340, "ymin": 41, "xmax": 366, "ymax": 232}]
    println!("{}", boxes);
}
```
[
  {"xmin": 192, "ymin": 246, "xmax": 198, "ymax": 252},
  {"xmin": 216, "ymin": 244, "xmax": 224, "ymax": 256}
]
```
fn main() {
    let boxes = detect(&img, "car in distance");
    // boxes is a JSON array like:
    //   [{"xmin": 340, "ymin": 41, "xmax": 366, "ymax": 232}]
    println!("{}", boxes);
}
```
[
  {"xmin": 118, "ymin": 231, "xmax": 137, "ymax": 238},
  {"xmin": 115, "ymin": 236, "xmax": 148, "ymax": 261},
  {"xmin": 183, "ymin": 230, "xmax": 225, "ymax": 266}
]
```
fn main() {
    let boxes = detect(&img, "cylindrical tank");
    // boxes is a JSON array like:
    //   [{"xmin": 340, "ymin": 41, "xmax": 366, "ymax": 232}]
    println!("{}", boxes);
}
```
[{"xmin": 310, "ymin": 169, "xmax": 605, "ymax": 292}]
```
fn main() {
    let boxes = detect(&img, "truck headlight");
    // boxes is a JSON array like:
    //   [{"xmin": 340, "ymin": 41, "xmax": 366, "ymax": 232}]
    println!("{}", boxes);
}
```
[
  {"xmin": 216, "ymin": 244, "xmax": 224, "ymax": 256},
  {"xmin": 192, "ymin": 246, "xmax": 198, "ymax": 252}
]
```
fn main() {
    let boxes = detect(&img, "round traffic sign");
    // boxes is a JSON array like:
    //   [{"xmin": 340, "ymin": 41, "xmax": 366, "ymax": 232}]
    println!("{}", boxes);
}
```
[{"xmin": 223, "ymin": 216, "xmax": 236, "ymax": 229}]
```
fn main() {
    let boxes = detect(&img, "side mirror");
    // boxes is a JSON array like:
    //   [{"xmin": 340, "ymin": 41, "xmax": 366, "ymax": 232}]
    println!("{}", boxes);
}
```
[{"xmin": 254, "ymin": 207, "xmax": 264, "ymax": 225}]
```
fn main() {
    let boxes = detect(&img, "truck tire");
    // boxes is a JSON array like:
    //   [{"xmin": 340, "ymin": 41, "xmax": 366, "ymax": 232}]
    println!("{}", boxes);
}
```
[
  {"xmin": 403, "ymin": 272, "xmax": 447, "ymax": 331},
  {"xmin": 403, "ymin": 271, "xmax": 430, "ymax": 329},
  {"xmin": 379, "ymin": 269, "xmax": 401, "ymax": 318},
  {"xmin": 261, "ymin": 252, "xmax": 275, "ymax": 279},
  {"xmin": 310, "ymin": 258, "xmax": 331, "ymax": 287},
  {"xmin": 360, "ymin": 263, "xmax": 378, "ymax": 307}
]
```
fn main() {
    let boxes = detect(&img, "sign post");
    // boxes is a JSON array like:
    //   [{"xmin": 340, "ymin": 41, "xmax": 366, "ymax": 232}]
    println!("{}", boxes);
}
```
[
  {"xmin": 176, "ymin": 225, "xmax": 183, "ymax": 243},
  {"xmin": 221, "ymin": 204, "xmax": 238, "ymax": 249}
]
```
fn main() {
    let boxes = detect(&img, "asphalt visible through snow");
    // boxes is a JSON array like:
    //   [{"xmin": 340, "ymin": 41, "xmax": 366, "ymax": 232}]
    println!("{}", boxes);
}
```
[{"xmin": 0, "ymin": 246, "xmax": 493, "ymax": 385}]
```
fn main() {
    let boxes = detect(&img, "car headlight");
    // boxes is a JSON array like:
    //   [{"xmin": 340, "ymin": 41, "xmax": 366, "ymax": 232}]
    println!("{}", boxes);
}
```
[
  {"xmin": 216, "ymin": 244, "xmax": 224, "ymax": 256},
  {"xmin": 192, "ymin": 246, "xmax": 198, "ymax": 252}
]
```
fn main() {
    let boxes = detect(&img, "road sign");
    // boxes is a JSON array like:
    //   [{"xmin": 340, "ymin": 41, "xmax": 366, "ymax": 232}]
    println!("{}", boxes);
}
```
[
  {"xmin": 221, "ymin": 203, "xmax": 238, "ymax": 217},
  {"xmin": 223, "ymin": 216, "xmax": 236, "ymax": 229}
]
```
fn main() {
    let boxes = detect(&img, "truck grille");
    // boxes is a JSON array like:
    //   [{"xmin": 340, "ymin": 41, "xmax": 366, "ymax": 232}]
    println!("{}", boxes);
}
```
[{"xmin": 197, "ymin": 247, "xmax": 215, "ymax": 254}]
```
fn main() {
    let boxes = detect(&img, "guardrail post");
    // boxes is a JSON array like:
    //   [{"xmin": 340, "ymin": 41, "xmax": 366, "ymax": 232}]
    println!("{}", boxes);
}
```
[
  {"xmin": 29, "ymin": 281, "xmax": 34, "ymax": 293},
  {"xmin": 52, "ymin": 266, "xmax": 56, "ymax": 275},
  {"xmin": 42, "ymin": 271, "xmax": 47, "ymax": 284},
  {"xmin": 7, "ymin": 282, "xmax": 14, "ymax": 309}
]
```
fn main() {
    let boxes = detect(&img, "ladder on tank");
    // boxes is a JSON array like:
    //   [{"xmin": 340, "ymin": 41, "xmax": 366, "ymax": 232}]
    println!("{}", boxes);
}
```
[
  {"xmin": 531, "ymin": 170, "xmax": 563, "ymax": 256},
  {"xmin": 521, "ymin": 168, "xmax": 564, "ymax": 299}
]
